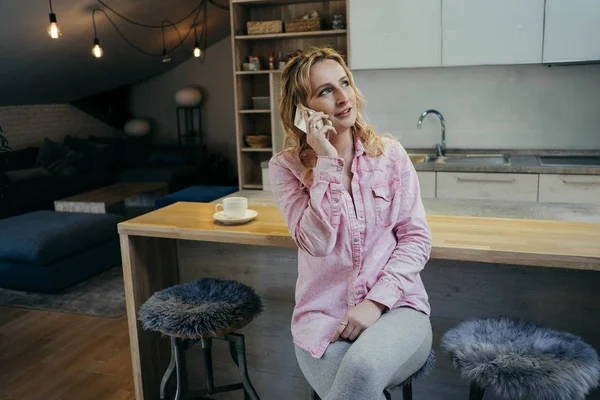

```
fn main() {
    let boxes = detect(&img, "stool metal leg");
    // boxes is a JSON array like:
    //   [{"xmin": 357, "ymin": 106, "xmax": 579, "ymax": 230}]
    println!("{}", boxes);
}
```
[
  {"xmin": 201, "ymin": 338, "xmax": 215, "ymax": 394},
  {"xmin": 469, "ymin": 381, "xmax": 485, "ymax": 400},
  {"xmin": 173, "ymin": 338, "xmax": 188, "ymax": 400},
  {"xmin": 402, "ymin": 382, "xmax": 413, "ymax": 400},
  {"xmin": 160, "ymin": 337, "xmax": 178, "ymax": 400},
  {"xmin": 232, "ymin": 334, "xmax": 260, "ymax": 400},
  {"xmin": 226, "ymin": 339, "xmax": 249, "ymax": 400}
]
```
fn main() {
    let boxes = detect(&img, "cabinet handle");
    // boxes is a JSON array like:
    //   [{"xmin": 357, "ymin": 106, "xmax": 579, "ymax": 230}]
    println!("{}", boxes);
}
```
[
  {"xmin": 456, "ymin": 177, "xmax": 516, "ymax": 183},
  {"xmin": 561, "ymin": 179, "xmax": 600, "ymax": 186}
]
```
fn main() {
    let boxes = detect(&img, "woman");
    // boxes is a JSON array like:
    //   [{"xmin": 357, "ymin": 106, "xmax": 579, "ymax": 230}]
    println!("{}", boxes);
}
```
[{"xmin": 269, "ymin": 47, "xmax": 432, "ymax": 400}]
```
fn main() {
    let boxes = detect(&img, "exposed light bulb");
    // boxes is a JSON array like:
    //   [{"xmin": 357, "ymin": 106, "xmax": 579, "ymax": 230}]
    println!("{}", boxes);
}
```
[
  {"xmin": 48, "ymin": 13, "xmax": 61, "ymax": 39},
  {"xmin": 193, "ymin": 43, "xmax": 202, "ymax": 58},
  {"xmin": 92, "ymin": 38, "xmax": 103, "ymax": 58}
]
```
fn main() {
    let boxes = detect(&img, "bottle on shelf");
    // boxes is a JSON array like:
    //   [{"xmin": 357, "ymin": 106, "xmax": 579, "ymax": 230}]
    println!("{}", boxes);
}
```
[
  {"xmin": 277, "ymin": 52, "xmax": 286, "ymax": 70},
  {"xmin": 269, "ymin": 52, "xmax": 275, "ymax": 70}
]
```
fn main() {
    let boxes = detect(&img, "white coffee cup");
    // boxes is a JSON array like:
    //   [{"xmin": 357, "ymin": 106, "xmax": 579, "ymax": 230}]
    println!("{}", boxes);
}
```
[{"xmin": 215, "ymin": 197, "xmax": 248, "ymax": 219}]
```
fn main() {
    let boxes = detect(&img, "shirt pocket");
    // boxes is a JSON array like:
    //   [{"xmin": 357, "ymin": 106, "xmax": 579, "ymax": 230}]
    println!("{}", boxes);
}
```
[{"xmin": 371, "ymin": 179, "xmax": 401, "ymax": 227}]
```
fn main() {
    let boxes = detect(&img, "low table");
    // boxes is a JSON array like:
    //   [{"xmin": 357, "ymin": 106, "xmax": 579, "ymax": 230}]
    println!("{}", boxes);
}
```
[{"xmin": 54, "ymin": 182, "xmax": 168, "ymax": 214}]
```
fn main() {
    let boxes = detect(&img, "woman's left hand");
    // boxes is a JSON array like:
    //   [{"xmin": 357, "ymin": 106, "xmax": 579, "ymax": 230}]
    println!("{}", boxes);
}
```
[{"xmin": 330, "ymin": 299, "xmax": 386, "ymax": 342}]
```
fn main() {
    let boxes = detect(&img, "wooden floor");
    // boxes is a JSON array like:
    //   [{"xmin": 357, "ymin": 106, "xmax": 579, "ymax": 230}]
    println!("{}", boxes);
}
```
[{"xmin": 0, "ymin": 306, "xmax": 134, "ymax": 400}]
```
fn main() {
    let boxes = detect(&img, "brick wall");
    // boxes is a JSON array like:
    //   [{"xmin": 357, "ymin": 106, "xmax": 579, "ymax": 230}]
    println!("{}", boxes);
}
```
[{"xmin": 0, "ymin": 104, "xmax": 120, "ymax": 150}]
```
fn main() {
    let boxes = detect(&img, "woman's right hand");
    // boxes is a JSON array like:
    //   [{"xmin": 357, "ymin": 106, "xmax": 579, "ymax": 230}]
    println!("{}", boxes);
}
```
[{"xmin": 304, "ymin": 111, "xmax": 338, "ymax": 158}]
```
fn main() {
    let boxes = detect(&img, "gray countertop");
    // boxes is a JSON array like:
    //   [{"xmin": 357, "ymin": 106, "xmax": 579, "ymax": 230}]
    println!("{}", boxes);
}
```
[
  {"xmin": 408, "ymin": 152, "xmax": 600, "ymax": 175},
  {"xmin": 217, "ymin": 191, "xmax": 600, "ymax": 223}
]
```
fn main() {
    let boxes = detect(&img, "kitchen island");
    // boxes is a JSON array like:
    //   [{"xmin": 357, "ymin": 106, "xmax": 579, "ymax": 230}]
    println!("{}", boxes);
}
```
[{"xmin": 118, "ymin": 196, "xmax": 600, "ymax": 400}]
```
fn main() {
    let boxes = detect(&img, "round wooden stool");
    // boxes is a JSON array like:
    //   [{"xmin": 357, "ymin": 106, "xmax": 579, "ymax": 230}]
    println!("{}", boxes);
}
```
[
  {"xmin": 442, "ymin": 316, "xmax": 600, "ymax": 400},
  {"xmin": 139, "ymin": 278, "xmax": 263, "ymax": 400}
]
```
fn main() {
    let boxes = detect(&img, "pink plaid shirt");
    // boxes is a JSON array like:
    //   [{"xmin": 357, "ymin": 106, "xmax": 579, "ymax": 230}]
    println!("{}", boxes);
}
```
[{"xmin": 269, "ymin": 137, "xmax": 432, "ymax": 358}]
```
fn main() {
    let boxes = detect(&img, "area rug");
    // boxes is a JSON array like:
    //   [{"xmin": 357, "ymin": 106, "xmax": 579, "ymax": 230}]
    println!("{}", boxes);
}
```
[{"xmin": 0, "ymin": 266, "xmax": 126, "ymax": 318}]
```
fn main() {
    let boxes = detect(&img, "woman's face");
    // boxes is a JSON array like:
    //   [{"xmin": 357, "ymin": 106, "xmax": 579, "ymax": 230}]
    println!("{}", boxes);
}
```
[{"xmin": 306, "ymin": 59, "xmax": 357, "ymax": 134}]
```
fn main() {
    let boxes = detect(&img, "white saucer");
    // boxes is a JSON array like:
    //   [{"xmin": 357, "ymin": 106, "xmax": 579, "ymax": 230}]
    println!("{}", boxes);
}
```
[{"xmin": 213, "ymin": 209, "xmax": 258, "ymax": 225}]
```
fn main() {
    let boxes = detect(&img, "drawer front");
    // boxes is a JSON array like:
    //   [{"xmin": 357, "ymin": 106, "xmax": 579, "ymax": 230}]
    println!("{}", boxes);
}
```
[
  {"xmin": 437, "ymin": 172, "xmax": 539, "ymax": 201},
  {"xmin": 417, "ymin": 171, "xmax": 436, "ymax": 198},
  {"xmin": 539, "ymin": 174, "xmax": 600, "ymax": 204}
]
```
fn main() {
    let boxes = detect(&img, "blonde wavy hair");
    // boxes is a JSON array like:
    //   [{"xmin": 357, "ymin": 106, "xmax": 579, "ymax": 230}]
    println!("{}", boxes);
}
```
[{"xmin": 279, "ymin": 46, "xmax": 385, "ymax": 184}]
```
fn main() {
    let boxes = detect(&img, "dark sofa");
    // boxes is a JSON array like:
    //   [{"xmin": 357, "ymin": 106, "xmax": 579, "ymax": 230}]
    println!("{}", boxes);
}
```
[{"xmin": 0, "ymin": 135, "xmax": 202, "ymax": 219}]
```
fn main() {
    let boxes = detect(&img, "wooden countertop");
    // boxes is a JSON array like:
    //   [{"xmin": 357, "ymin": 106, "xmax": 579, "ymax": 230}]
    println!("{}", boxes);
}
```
[{"xmin": 118, "ymin": 202, "xmax": 600, "ymax": 271}]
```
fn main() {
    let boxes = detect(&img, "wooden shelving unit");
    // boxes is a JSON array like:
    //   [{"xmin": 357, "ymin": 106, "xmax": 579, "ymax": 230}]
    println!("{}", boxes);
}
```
[
  {"xmin": 230, "ymin": 0, "xmax": 349, "ymax": 190},
  {"xmin": 235, "ymin": 29, "xmax": 347, "ymax": 40},
  {"xmin": 241, "ymin": 147, "xmax": 274, "ymax": 152},
  {"xmin": 240, "ymin": 109, "xmax": 271, "ymax": 113}
]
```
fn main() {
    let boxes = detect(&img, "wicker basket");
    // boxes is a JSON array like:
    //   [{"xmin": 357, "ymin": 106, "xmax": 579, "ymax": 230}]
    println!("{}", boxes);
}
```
[
  {"xmin": 285, "ymin": 18, "xmax": 321, "ymax": 33},
  {"xmin": 245, "ymin": 134, "xmax": 272, "ymax": 149},
  {"xmin": 247, "ymin": 20, "xmax": 283, "ymax": 35}
]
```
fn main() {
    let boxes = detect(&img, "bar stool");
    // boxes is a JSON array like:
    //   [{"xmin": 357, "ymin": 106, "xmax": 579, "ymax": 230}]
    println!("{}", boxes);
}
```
[
  {"xmin": 139, "ymin": 278, "xmax": 263, "ymax": 400},
  {"xmin": 442, "ymin": 316, "xmax": 600, "ymax": 400},
  {"xmin": 310, "ymin": 349, "xmax": 435, "ymax": 400}
]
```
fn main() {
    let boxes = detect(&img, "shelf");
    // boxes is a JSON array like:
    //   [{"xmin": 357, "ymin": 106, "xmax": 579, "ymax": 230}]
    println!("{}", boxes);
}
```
[
  {"xmin": 236, "ymin": 70, "xmax": 282, "ymax": 75},
  {"xmin": 233, "ymin": 0, "xmax": 339, "ymax": 6},
  {"xmin": 235, "ymin": 29, "xmax": 347, "ymax": 41},
  {"xmin": 241, "ymin": 147, "xmax": 273, "ymax": 152},
  {"xmin": 243, "ymin": 183, "xmax": 263, "ymax": 189},
  {"xmin": 240, "ymin": 109, "xmax": 271, "ymax": 114}
]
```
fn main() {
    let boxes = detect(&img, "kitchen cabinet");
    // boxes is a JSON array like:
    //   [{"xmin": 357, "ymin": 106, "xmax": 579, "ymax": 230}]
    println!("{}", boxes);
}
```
[
  {"xmin": 436, "ymin": 172, "xmax": 539, "ymax": 202},
  {"xmin": 538, "ymin": 174, "xmax": 600, "ymax": 205},
  {"xmin": 349, "ymin": 0, "xmax": 441, "ymax": 69},
  {"xmin": 442, "ymin": 0, "xmax": 544, "ymax": 66},
  {"xmin": 543, "ymin": 0, "xmax": 600, "ymax": 63}
]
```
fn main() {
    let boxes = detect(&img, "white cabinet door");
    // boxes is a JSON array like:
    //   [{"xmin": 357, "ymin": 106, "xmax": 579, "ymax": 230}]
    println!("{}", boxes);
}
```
[
  {"xmin": 349, "ymin": 0, "xmax": 441, "ymax": 69},
  {"xmin": 543, "ymin": 0, "xmax": 600, "ymax": 63},
  {"xmin": 442, "ymin": 0, "xmax": 544, "ymax": 66},
  {"xmin": 436, "ymin": 172, "xmax": 539, "ymax": 201},
  {"xmin": 417, "ymin": 172, "xmax": 436, "ymax": 198},
  {"xmin": 539, "ymin": 174, "xmax": 600, "ymax": 204}
]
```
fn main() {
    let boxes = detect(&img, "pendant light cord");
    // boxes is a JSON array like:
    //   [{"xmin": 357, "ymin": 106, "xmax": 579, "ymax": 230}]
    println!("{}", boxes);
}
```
[{"xmin": 87, "ymin": 0, "xmax": 221, "ymax": 60}]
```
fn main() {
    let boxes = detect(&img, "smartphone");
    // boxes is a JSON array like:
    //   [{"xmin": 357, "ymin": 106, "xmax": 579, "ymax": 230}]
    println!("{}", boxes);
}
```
[{"xmin": 294, "ymin": 104, "xmax": 333, "ymax": 135}]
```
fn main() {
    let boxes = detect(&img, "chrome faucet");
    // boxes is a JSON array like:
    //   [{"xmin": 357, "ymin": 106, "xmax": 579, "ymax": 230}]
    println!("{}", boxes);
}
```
[{"xmin": 417, "ymin": 109, "xmax": 446, "ymax": 157}]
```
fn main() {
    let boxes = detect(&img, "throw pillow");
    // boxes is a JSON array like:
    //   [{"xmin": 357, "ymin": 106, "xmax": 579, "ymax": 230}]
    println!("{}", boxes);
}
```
[
  {"xmin": 5, "ymin": 167, "xmax": 52, "ymax": 184},
  {"xmin": 64, "ymin": 135, "xmax": 112, "ymax": 171},
  {"xmin": 36, "ymin": 138, "xmax": 83, "ymax": 176},
  {"xmin": 35, "ymin": 138, "xmax": 67, "ymax": 169}
]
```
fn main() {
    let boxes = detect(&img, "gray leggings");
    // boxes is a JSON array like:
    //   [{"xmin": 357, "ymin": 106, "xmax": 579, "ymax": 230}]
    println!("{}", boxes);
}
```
[{"xmin": 294, "ymin": 307, "xmax": 432, "ymax": 400}]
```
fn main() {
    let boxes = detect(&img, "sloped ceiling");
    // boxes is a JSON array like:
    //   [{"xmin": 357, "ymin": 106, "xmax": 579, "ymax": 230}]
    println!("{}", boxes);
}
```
[{"xmin": 0, "ymin": 0, "xmax": 231, "ymax": 106}]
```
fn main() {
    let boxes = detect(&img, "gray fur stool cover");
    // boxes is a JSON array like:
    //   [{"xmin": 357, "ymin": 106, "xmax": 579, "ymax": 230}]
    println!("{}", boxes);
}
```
[
  {"xmin": 442, "ymin": 317, "xmax": 600, "ymax": 400},
  {"xmin": 139, "ymin": 278, "xmax": 263, "ymax": 338}
]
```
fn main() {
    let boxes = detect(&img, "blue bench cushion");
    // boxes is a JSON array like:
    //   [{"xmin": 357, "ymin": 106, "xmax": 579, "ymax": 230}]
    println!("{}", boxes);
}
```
[
  {"xmin": 155, "ymin": 185, "xmax": 239, "ymax": 209},
  {"xmin": 0, "ymin": 211, "xmax": 125, "ymax": 266},
  {"xmin": 0, "ymin": 239, "xmax": 122, "ymax": 293}
]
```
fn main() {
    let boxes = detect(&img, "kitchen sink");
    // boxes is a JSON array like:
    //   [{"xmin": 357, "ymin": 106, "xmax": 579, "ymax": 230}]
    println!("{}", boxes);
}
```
[
  {"xmin": 409, "ymin": 153, "xmax": 511, "ymax": 165},
  {"xmin": 538, "ymin": 156, "xmax": 600, "ymax": 167},
  {"xmin": 439, "ymin": 154, "xmax": 510, "ymax": 165}
]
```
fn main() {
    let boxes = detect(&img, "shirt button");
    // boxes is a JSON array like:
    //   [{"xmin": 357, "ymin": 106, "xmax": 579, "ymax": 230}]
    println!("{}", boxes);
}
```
[
  {"xmin": 354, "ymin": 238, "xmax": 359, "ymax": 243},
  {"xmin": 336, "ymin": 167, "xmax": 341, "ymax": 172},
  {"xmin": 334, "ymin": 198, "xmax": 339, "ymax": 203}
]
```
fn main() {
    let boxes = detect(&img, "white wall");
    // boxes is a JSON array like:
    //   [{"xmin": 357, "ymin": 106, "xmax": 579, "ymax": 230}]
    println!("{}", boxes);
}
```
[
  {"xmin": 127, "ymin": 37, "xmax": 600, "ymax": 172},
  {"xmin": 0, "ymin": 104, "xmax": 119, "ymax": 150},
  {"xmin": 128, "ymin": 37, "xmax": 237, "ymax": 167},
  {"xmin": 354, "ymin": 63, "xmax": 600, "ymax": 150}
]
